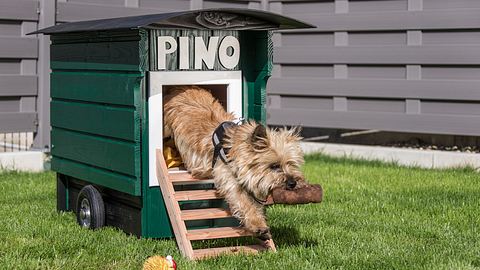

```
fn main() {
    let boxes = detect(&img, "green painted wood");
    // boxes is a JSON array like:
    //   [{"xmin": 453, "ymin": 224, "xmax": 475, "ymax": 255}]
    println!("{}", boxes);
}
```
[
  {"xmin": 51, "ymin": 41, "xmax": 142, "ymax": 71},
  {"xmin": 140, "ymin": 91, "xmax": 173, "ymax": 238},
  {"xmin": 51, "ymin": 128, "xmax": 141, "ymax": 177},
  {"xmin": 51, "ymin": 61, "xmax": 140, "ymax": 72},
  {"xmin": 51, "ymin": 72, "xmax": 143, "ymax": 106},
  {"xmin": 240, "ymin": 31, "xmax": 272, "ymax": 124},
  {"xmin": 52, "ymin": 157, "xmax": 140, "ymax": 196},
  {"xmin": 252, "ymin": 104, "xmax": 266, "ymax": 124},
  {"xmin": 51, "ymin": 100, "xmax": 140, "ymax": 142},
  {"xmin": 50, "ymin": 30, "xmax": 141, "ymax": 44}
]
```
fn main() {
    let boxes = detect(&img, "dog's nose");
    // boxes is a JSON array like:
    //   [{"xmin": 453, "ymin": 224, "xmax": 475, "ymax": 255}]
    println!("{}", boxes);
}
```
[{"xmin": 286, "ymin": 178, "xmax": 297, "ymax": 190}]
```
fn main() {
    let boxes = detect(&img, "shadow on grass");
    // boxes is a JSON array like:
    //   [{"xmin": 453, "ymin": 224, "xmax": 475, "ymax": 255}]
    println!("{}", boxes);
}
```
[{"xmin": 271, "ymin": 225, "xmax": 318, "ymax": 248}]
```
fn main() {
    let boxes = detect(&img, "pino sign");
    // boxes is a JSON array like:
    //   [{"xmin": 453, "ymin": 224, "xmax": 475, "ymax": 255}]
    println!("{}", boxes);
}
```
[{"xmin": 157, "ymin": 35, "xmax": 240, "ymax": 70}]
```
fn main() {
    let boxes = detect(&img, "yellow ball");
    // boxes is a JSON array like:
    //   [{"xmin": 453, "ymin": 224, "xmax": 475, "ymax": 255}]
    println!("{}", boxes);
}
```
[{"xmin": 143, "ymin": 255, "xmax": 176, "ymax": 270}]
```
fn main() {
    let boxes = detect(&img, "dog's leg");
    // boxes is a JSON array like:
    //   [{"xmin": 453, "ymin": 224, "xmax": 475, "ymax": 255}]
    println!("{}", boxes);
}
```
[{"xmin": 222, "ymin": 185, "xmax": 275, "ymax": 250}]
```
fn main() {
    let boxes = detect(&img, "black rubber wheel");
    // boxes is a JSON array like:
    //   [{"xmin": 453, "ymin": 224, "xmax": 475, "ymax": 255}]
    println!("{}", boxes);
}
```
[{"xmin": 76, "ymin": 185, "xmax": 105, "ymax": 229}]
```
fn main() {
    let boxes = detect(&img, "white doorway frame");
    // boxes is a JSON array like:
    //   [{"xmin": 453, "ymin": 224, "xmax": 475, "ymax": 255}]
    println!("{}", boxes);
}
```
[{"xmin": 148, "ymin": 71, "xmax": 243, "ymax": 187}]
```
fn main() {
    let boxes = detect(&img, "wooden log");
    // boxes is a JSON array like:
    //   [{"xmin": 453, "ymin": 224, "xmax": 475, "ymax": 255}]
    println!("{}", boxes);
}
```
[{"xmin": 266, "ymin": 184, "xmax": 323, "ymax": 205}]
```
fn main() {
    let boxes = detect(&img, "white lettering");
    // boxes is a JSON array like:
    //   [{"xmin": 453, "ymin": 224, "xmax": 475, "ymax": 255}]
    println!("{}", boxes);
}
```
[
  {"xmin": 194, "ymin": 36, "xmax": 219, "ymax": 70},
  {"xmin": 178, "ymin": 37, "xmax": 189, "ymax": 70},
  {"xmin": 157, "ymin": 36, "xmax": 177, "ymax": 70},
  {"xmin": 218, "ymin": 36, "xmax": 240, "ymax": 69},
  {"xmin": 156, "ymin": 36, "xmax": 240, "ymax": 70}
]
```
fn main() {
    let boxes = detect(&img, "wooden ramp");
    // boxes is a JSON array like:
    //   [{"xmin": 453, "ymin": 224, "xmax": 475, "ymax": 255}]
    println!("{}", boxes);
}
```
[{"xmin": 155, "ymin": 150, "xmax": 271, "ymax": 260}]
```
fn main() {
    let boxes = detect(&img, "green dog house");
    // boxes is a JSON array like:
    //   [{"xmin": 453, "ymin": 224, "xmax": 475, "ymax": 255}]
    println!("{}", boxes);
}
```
[{"xmin": 34, "ymin": 8, "xmax": 313, "ymax": 238}]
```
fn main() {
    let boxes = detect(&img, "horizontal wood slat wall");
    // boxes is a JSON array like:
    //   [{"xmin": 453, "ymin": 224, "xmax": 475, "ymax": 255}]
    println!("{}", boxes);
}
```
[
  {"xmin": 0, "ymin": 0, "xmax": 39, "ymax": 21},
  {"xmin": 283, "ymin": 9, "xmax": 480, "ymax": 32},
  {"xmin": 275, "ymin": 46, "xmax": 480, "ymax": 65},
  {"xmin": 267, "ymin": 0, "xmax": 480, "ymax": 136},
  {"xmin": 49, "ymin": 29, "xmax": 145, "ymax": 196},
  {"xmin": 268, "ymin": 78, "xmax": 480, "ymax": 101}
]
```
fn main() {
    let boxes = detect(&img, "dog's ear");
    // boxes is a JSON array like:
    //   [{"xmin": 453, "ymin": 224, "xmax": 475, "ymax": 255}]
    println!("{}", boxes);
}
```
[
  {"xmin": 251, "ymin": 124, "xmax": 268, "ymax": 150},
  {"xmin": 288, "ymin": 126, "xmax": 303, "ymax": 141}
]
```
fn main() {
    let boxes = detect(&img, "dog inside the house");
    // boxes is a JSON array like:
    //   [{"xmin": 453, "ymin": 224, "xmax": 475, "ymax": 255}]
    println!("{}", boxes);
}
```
[{"xmin": 163, "ymin": 85, "xmax": 306, "ymax": 250}]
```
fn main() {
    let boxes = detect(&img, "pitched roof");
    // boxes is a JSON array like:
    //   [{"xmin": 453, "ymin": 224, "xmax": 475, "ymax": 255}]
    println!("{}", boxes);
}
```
[{"xmin": 31, "ymin": 8, "xmax": 314, "ymax": 35}]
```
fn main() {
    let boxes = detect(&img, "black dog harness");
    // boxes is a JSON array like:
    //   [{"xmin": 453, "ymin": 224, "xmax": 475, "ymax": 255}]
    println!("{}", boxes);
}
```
[
  {"xmin": 211, "ymin": 118, "xmax": 244, "ymax": 168},
  {"xmin": 211, "ymin": 118, "xmax": 268, "ymax": 205}
]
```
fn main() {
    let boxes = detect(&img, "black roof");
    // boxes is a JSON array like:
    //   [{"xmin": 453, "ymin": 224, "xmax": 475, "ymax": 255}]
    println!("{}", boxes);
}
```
[{"xmin": 31, "ymin": 8, "xmax": 315, "ymax": 35}]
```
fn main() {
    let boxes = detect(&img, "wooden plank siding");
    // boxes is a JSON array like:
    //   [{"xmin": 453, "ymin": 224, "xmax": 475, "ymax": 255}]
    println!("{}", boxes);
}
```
[
  {"xmin": 49, "ymin": 29, "xmax": 145, "ymax": 196},
  {"xmin": 267, "ymin": 0, "xmax": 480, "ymax": 136},
  {"xmin": 50, "ymin": 72, "xmax": 142, "ymax": 106},
  {"xmin": 50, "ymin": 100, "xmax": 141, "ymax": 141},
  {"xmin": 51, "ymin": 128, "xmax": 140, "ymax": 177},
  {"xmin": 50, "ymin": 41, "xmax": 144, "ymax": 71}
]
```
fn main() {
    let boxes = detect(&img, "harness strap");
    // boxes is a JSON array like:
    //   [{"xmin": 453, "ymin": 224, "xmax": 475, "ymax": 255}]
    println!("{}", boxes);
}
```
[
  {"xmin": 211, "ymin": 119, "xmax": 244, "ymax": 168},
  {"xmin": 211, "ymin": 119, "xmax": 267, "ymax": 205},
  {"xmin": 249, "ymin": 192, "xmax": 268, "ymax": 205}
]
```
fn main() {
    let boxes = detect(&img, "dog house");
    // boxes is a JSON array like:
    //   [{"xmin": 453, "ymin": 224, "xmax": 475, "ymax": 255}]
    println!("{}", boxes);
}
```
[{"xmin": 34, "ymin": 9, "xmax": 312, "ymax": 248}]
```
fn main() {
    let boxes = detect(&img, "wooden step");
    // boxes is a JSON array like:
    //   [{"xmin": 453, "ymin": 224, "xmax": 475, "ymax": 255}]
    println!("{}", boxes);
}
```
[
  {"xmin": 175, "ymin": 190, "xmax": 221, "ymax": 201},
  {"xmin": 169, "ymin": 172, "xmax": 214, "ymax": 184},
  {"xmin": 187, "ymin": 226, "xmax": 253, "ymax": 241},
  {"xmin": 193, "ymin": 244, "xmax": 267, "ymax": 260},
  {"xmin": 181, "ymin": 208, "xmax": 232, "ymax": 221},
  {"xmin": 156, "ymin": 149, "xmax": 273, "ymax": 260}
]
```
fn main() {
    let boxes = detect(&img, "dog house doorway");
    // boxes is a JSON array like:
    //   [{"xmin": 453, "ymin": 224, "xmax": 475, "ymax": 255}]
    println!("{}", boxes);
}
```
[{"xmin": 148, "ymin": 71, "xmax": 243, "ymax": 187}]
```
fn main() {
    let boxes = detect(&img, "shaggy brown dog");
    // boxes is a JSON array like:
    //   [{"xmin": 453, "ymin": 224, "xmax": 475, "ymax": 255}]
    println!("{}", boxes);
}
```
[{"xmin": 163, "ymin": 86, "xmax": 306, "ymax": 248}]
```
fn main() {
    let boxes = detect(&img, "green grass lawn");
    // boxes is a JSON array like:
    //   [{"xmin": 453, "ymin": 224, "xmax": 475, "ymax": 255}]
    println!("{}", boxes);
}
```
[{"xmin": 1, "ymin": 154, "xmax": 479, "ymax": 270}]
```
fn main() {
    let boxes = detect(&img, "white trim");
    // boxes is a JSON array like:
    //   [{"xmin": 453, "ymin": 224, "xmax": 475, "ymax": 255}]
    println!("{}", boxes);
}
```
[
  {"xmin": 148, "ymin": 71, "xmax": 243, "ymax": 187},
  {"xmin": 301, "ymin": 142, "xmax": 480, "ymax": 170}
]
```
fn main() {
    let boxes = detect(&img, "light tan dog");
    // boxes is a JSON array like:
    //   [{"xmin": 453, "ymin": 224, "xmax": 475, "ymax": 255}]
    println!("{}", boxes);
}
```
[{"xmin": 163, "ymin": 86, "xmax": 306, "ymax": 247}]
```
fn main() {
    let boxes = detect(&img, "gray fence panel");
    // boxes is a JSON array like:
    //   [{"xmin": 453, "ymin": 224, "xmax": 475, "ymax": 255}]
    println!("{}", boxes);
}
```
[
  {"xmin": 268, "ymin": 78, "xmax": 480, "ymax": 101},
  {"xmin": 285, "ymin": 9, "xmax": 480, "ymax": 31},
  {"xmin": 0, "ymin": 0, "xmax": 39, "ymax": 139},
  {"xmin": 0, "ymin": 75, "xmax": 37, "ymax": 96},
  {"xmin": 0, "ymin": 113, "xmax": 37, "ymax": 133},
  {"xmin": 267, "ymin": 0, "xmax": 480, "ymax": 136},
  {"xmin": 0, "ymin": 0, "xmax": 39, "ymax": 21}
]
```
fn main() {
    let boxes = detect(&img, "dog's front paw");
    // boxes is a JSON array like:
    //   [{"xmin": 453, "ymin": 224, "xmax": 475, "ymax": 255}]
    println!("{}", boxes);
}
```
[
  {"xmin": 263, "ymin": 239, "xmax": 277, "ymax": 252},
  {"xmin": 256, "ymin": 227, "xmax": 272, "ymax": 241}
]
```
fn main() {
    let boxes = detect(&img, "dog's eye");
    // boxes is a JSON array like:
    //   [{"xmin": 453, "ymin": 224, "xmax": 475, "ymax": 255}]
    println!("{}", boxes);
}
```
[{"xmin": 270, "ymin": 163, "xmax": 282, "ymax": 172}]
